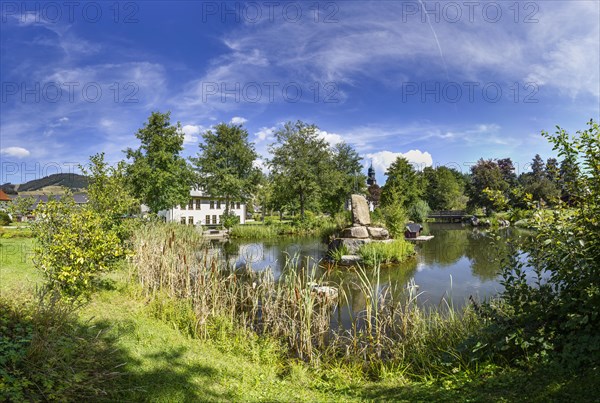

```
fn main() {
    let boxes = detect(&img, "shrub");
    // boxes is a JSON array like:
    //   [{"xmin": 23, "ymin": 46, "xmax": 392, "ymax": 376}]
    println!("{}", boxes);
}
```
[
  {"xmin": 480, "ymin": 120, "xmax": 600, "ymax": 367},
  {"xmin": 407, "ymin": 199, "xmax": 430, "ymax": 222},
  {"xmin": 0, "ymin": 211, "xmax": 11, "ymax": 226},
  {"xmin": 376, "ymin": 204, "xmax": 407, "ymax": 238},
  {"xmin": 31, "ymin": 196, "xmax": 124, "ymax": 301},
  {"xmin": 220, "ymin": 210, "xmax": 240, "ymax": 229},
  {"xmin": 358, "ymin": 239, "xmax": 414, "ymax": 266}
]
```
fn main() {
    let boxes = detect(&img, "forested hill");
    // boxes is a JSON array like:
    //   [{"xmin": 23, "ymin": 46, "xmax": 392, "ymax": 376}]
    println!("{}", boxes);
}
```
[{"xmin": 1, "ymin": 173, "xmax": 88, "ymax": 193}]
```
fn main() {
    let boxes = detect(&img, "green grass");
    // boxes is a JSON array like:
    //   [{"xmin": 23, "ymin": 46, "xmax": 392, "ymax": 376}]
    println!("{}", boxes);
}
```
[
  {"xmin": 2, "ymin": 237, "xmax": 599, "ymax": 402},
  {"xmin": 357, "ymin": 239, "xmax": 415, "ymax": 266}
]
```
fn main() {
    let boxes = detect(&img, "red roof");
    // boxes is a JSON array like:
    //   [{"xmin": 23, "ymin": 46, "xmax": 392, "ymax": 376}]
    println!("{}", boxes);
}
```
[{"xmin": 0, "ymin": 189, "xmax": 11, "ymax": 202}]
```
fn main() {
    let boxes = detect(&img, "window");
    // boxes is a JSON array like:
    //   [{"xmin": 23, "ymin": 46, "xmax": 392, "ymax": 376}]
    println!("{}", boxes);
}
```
[
  {"xmin": 205, "ymin": 215, "xmax": 210, "ymax": 225},
  {"xmin": 180, "ymin": 204, "xmax": 185, "ymax": 210},
  {"xmin": 188, "ymin": 199, "xmax": 194, "ymax": 210},
  {"xmin": 180, "ymin": 216, "xmax": 186, "ymax": 224},
  {"xmin": 230, "ymin": 201, "xmax": 235, "ymax": 210},
  {"xmin": 196, "ymin": 199, "xmax": 201, "ymax": 210},
  {"xmin": 236, "ymin": 202, "xmax": 241, "ymax": 209},
  {"xmin": 188, "ymin": 216, "xmax": 194, "ymax": 225},
  {"xmin": 210, "ymin": 200, "xmax": 214, "ymax": 209},
  {"xmin": 216, "ymin": 200, "xmax": 221, "ymax": 209},
  {"xmin": 212, "ymin": 215, "xmax": 217, "ymax": 224}
]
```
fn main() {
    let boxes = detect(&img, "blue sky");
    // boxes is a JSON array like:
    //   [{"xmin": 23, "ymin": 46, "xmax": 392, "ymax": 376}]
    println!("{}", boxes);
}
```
[{"xmin": 1, "ymin": 1, "xmax": 599, "ymax": 185}]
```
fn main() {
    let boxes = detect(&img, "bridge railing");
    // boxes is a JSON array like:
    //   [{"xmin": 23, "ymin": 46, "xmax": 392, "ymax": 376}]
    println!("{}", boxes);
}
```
[{"xmin": 428, "ymin": 210, "xmax": 467, "ymax": 217}]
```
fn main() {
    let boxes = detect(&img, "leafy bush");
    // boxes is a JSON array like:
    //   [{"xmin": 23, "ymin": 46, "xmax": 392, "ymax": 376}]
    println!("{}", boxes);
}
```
[
  {"xmin": 220, "ymin": 210, "xmax": 240, "ymax": 229},
  {"xmin": 479, "ymin": 120, "xmax": 600, "ymax": 367},
  {"xmin": 375, "ymin": 204, "xmax": 407, "ymax": 238},
  {"xmin": 358, "ymin": 239, "xmax": 414, "ymax": 266},
  {"xmin": 32, "ymin": 195, "xmax": 124, "ymax": 300},
  {"xmin": 407, "ymin": 199, "xmax": 430, "ymax": 222},
  {"xmin": 0, "ymin": 211, "xmax": 11, "ymax": 226}
]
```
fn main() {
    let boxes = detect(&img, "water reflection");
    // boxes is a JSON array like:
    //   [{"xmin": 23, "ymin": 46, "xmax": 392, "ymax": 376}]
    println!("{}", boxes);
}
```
[{"xmin": 210, "ymin": 223, "xmax": 530, "ymax": 309}]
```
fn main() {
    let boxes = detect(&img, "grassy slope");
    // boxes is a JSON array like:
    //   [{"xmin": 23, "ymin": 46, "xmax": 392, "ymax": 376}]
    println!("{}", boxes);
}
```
[{"xmin": 1, "ymin": 237, "xmax": 598, "ymax": 402}]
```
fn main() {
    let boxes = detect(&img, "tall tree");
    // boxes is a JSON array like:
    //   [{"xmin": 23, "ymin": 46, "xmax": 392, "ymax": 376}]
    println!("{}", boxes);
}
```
[
  {"xmin": 322, "ymin": 142, "xmax": 365, "ymax": 215},
  {"xmin": 380, "ymin": 157, "xmax": 422, "ymax": 209},
  {"xmin": 268, "ymin": 121, "xmax": 331, "ymax": 218},
  {"xmin": 424, "ymin": 166, "xmax": 467, "ymax": 211},
  {"xmin": 191, "ymin": 123, "xmax": 260, "ymax": 215},
  {"xmin": 497, "ymin": 158, "xmax": 517, "ymax": 186},
  {"xmin": 125, "ymin": 111, "xmax": 195, "ymax": 214},
  {"xmin": 545, "ymin": 157, "xmax": 559, "ymax": 181},
  {"xmin": 467, "ymin": 159, "xmax": 509, "ymax": 213},
  {"xmin": 531, "ymin": 154, "xmax": 546, "ymax": 180}
]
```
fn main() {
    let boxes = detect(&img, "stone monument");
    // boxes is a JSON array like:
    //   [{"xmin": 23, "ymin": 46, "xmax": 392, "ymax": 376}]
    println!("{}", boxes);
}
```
[{"xmin": 329, "ymin": 194, "xmax": 391, "ymax": 259}]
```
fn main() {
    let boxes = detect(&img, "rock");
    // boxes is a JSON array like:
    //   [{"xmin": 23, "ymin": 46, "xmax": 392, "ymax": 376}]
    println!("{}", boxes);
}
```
[
  {"xmin": 341, "ymin": 226, "xmax": 369, "ymax": 239},
  {"xmin": 340, "ymin": 255, "xmax": 362, "ymax": 265},
  {"xmin": 329, "ymin": 238, "xmax": 372, "ymax": 254},
  {"xmin": 470, "ymin": 216, "xmax": 479, "ymax": 226},
  {"xmin": 367, "ymin": 226, "xmax": 389, "ymax": 239},
  {"xmin": 310, "ymin": 284, "xmax": 338, "ymax": 300},
  {"xmin": 351, "ymin": 194, "xmax": 371, "ymax": 226}
]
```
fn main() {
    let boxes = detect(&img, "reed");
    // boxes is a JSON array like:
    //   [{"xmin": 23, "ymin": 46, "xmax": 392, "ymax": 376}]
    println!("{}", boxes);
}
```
[
  {"xmin": 357, "ymin": 239, "xmax": 415, "ymax": 266},
  {"xmin": 130, "ymin": 222, "xmax": 481, "ymax": 377}
]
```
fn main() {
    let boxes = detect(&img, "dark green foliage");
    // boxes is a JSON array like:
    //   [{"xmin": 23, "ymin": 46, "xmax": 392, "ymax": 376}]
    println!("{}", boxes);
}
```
[
  {"xmin": 479, "ymin": 120, "xmax": 600, "ymax": 367},
  {"xmin": 219, "ymin": 210, "xmax": 240, "ymax": 229},
  {"xmin": 467, "ymin": 159, "xmax": 509, "ymax": 214},
  {"xmin": 321, "ymin": 142, "xmax": 365, "ymax": 215},
  {"xmin": 407, "ymin": 199, "xmax": 430, "ymax": 222},
  {"xmin": 423, "ymin": 166, "xmax": 467, "ymax": 211},
  {"xmin": 268, "ymin": 121, "xmax": 332, "ymax": 217},
  {"xmin": 380, "ymin": 157, "xmax": 422, "ymax": 209},
  {"xmin": 0, "ymin": 211, "xmax": 11, "ymax": 226},
  {"xmin": 125, "ymin": 111, "xmax": 195, "ymax": 214},
  {"xmin": 191, "ymin": 123, "xmax": 261, "ymax": 214}
]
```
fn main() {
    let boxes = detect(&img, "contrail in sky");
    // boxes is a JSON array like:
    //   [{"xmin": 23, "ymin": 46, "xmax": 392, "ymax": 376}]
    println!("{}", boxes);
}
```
[{"xmin": 418, "ymin": 0, "xmax": 451, "ymax": 82}]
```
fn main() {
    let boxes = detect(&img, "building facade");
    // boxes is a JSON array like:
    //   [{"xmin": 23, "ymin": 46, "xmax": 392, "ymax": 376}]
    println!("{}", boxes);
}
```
[{"xmin": 154, "ymin": 189, "xmax": 247, "ymax": 226}]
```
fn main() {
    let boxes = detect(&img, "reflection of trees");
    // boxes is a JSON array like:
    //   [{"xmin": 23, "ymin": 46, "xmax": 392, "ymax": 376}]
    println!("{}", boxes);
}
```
[
  {"xmin": 464, "ymin": 228, "xmax": 524, "ymax": 281},
  {"xmin": 418, "ymin": 226, "xmax": 469, "ymax": 266}
]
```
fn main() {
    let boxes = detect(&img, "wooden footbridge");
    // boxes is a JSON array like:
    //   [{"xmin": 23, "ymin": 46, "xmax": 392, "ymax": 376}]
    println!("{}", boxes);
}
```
[{"xmin": 428, "ymin": 210, "xmax": 469, "ymax": 222}]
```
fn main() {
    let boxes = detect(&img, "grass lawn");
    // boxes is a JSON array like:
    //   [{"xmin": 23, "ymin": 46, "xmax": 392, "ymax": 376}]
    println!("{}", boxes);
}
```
[{"xmin": 2, "ymin": 237, "xmax": 598, "ymax": 402}]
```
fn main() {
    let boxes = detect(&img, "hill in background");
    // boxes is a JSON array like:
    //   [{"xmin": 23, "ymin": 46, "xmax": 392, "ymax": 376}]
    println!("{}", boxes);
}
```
[{"xmin": 1, "ymin": 173, "xmax": 89, "ymax": 195}]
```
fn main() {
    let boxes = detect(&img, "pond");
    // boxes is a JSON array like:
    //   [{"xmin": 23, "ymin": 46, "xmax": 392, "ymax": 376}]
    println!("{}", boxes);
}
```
[{"xmin": 211, "ymin": 223, "xmax": 532, "ymax": 310}]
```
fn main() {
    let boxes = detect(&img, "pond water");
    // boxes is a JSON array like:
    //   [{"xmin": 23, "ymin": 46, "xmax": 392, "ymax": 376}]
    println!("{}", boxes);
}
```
[{"xmin": 211, "ymin": 223, "xmax": 531, "ymax": 309}]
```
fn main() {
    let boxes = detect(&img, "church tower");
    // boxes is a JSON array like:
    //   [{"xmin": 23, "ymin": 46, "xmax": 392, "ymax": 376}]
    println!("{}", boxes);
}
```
[{"xmin": 367, "ymin": 162, "xmax": 377, "ymax": 186}]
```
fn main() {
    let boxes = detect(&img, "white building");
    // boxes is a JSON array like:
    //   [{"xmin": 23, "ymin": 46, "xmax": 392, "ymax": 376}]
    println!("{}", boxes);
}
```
[{"xmin": 150, "ymin": 188, "xmax": 247, "ymax": 226}]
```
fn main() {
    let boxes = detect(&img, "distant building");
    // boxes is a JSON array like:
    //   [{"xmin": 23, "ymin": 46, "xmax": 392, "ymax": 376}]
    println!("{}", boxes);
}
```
[
  {"xmin": 0, "ymin": 190, "xmax": 10, "ymax": 210},
  {"xmin": 150, "ymin": 188, "xmax": 247, "ymax": 226},
  {"xmin": 367, "ymin": 163, "xmax": 377, "ymax": 186},
  {"xmin": 8, "ymin": 193, "xmax": 88, "ymax": 222}
]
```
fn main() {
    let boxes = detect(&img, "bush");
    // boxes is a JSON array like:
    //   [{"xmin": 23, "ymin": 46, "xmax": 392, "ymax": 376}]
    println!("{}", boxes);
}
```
[
  {"xmin": 407, "ymin": 199, "xmax": 430, "ymax": 222},
  {"xmin": 32, "ymin": 196, "xmax": 124, "ymax": 301},
  {"xmin": 480, "ymin": 120, "xmax": 600, "ymax": 367},
  {"xmin": 358, "ymin": 239, "xmax": 414, "ymax": 266},
  {"xmin": 220, "ymin": 211, "xmax": 240, "ymax": 229},
  {"xmin": 375, "ymin": 204, "xmax": 407, "ymax": 238},
  {"xmin": 0, "ymin": 211, "xmax": 11, "ymax": 226}
]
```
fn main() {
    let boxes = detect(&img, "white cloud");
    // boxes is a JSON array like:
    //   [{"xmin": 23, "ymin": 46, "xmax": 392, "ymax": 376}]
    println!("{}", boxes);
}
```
[
  {"xmin": 182, "ymin": 124, "xmax": 205, "ymax": 144},
  {"xmin": 59, "ymin": 117, "xmax": 69, "ymax": 123},
  {"xmin": 230, "ymin": 116, "xmax": 248, "ymax": 125},
  {"xmin": 316, "ymin": 129, "xmax": 344, "ymax": 146},
  {"xmin": 255, "ymin": 126, "xmax": 276, "ymax": 142},
  {"xmin": 1, "ymin": 147, "xmax": 31, "ymax": 158},
  {"xmin": 366, "ymin": 150, "xmax": 433, "ymax": 174}
]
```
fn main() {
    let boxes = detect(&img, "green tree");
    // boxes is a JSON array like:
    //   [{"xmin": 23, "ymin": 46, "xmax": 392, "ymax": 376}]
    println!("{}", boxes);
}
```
[
  {"xmin": 6, "ymin": 196, "xmax": 35, "ymax": 220},
  {"xmin": 467, "ymin": 159, "xmax": 508, "ymax": 214},
  {"xmin": 125, "ymin": 111, "xmax": 195, "ymax": 214},
  {"xmin": 268, "ymin": 121, "xmax": 332, "ymax": 218},
  {"xmin": 424, "ymin": 166, "xmax": 467, "ymax": 211},
  {"xmin": 322, "ymin": 142, "xmax": 365, "ymax": 215},
  {"xmin": 80, "ymin": 153, "xmax": 139, "ymax": 240},
  {"xmin": 497, "ymin": 158, "xmax": 518, "ymax": 186},
  {"xmin": 531, "ymin": 153, "xmax": 545, "ymax": 180},
  {"xmin": 483, "ymin": 120, "xmax": 600, "ymax": 365},
  {"xmin": 191, "ymin": 123, "xmax": 260, "ymax": 216},
  {"xmin": 380, "ymin": 157, "xmax": 422, "ymax": 209}
]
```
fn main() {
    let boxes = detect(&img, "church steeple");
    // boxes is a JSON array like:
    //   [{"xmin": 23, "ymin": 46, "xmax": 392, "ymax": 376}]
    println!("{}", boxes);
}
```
[{"xmin": 367, "ymin": 161, "xmax": 376, "ymax": 186}]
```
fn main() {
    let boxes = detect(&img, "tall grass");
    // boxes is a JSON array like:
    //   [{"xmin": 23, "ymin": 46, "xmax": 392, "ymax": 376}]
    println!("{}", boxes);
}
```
[
  {"xmin": 358, "ymin": 239, "xmax": 415, "ymax": 266},
  {"xmin": 230, "ymin": 220, "xmax": 339, "ymax": 240},
  {"xmin": 130, "ymin": 222, "xmax": 481, "ymax": 378}
]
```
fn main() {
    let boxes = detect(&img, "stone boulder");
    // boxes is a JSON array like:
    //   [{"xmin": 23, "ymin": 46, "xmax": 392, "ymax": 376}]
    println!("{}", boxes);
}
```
[
  {"xmin": 351, "ymin": 194, "xmax": 371, "ymax": 226},
  {"xmin": 367, "ymin": 226, "xmax": 389, "ymax": 240},
  {"xmin": 341, "ymin": 226, "xmax": 369, "ymax": 239}
]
